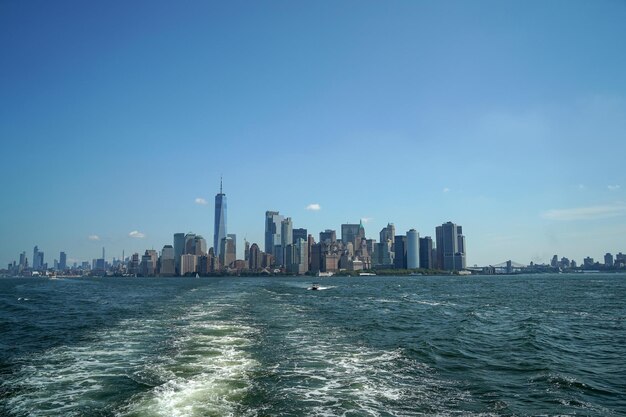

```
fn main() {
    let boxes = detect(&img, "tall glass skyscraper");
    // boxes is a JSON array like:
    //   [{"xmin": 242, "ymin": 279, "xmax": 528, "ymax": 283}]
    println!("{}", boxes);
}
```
[{"xmin": 213, "ymin": 178, "xmax": 227, "ymax": 258}]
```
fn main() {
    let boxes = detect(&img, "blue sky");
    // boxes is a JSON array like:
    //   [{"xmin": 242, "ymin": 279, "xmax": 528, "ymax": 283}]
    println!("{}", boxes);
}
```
[{"xmin": 1, "ymin": 0, "xmax": 625, "ymax": 267}]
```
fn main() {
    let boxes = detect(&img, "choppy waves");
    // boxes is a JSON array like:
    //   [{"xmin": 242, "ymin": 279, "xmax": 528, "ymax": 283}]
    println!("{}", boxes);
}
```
[{"xmin": 1, "ymin": 275, "xmax": 625, "ymax": 416}]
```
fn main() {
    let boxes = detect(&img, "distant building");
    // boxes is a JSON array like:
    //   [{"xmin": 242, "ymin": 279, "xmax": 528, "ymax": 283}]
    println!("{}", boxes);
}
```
[
  {"xmin": 59, "ymin": 251, "xmax": 67, "ymax": 271},
  {"xmin": 374, "ymin": 241, "xmax": 394, "ymax": 268},
  {"xmin": 605, "ymin": 253, "xmax": 614, "ymax": 267},
  {"xmin": 244, "ymin": 240, "xmax": 250, "ymax": 262},
  {"xmin": 419, "ymin": 236, "xmax": 433, "ymax": 269},
  {"xmin": 286, "ymin": 239, "xmax": 308, "ymax": 275},
  {"xmin": 32, "ymin": 246, "xmax": 44, "ymax": 271},
  {"xmin": 174, "ymin": 233, "xmax": 185, "ymax": 274},
  {"xmin": 194, "ymin": 235, "xmax": 207, "ymax": 255},
  {"xmin": 265, "ymin": 211, "xmax": 284, "ymax": 264},
  {"xmin": 394, "ymin": 235, "xmax": 407, "ymax": 269},
  {"xmin": 292, "ymin": 228, "xmax": 307, "ymax": 244},
  {"xmin": 583, "ymin": 257, "xmax": 594, "ymax": 268},
  {"xmin": 227, "ymin": 234, "xmax": 237, "ymax": 259},
  {"xmin": 184, "ymin": 233, "xmax": 197, "ymax": 255},
  {"xmin": 406, "ymin": 229, "xmax": 420, "ymax": 269},
  {"xmin": 141, "ymin": 250, "xmax": 158, "ymax": 276},
  {"xmin": 435, "ymin": 221, "xmax": 466, "ymax": 271},
  {"xmin": 221, "ymin": 236, "xmax": 236, "ymax": 268},
  {"xmin": 379, "ymin": 223, "xmax": 395, "ymax": 245},
  {"xmin": 322, "ymin": 253, "xmax": 339, "ymax": 273},
  {"xmin": 214, "ymin": 178, "xmax": 227, "ymax": 258},
  {"xmin": 160, "ymin": 245, "xmax": 175, "ymax": 276},
  {"xmin": 281, "ymin": 218, "xmax": 293, "ymax": 266},
  {"xmin": 248, "ymin": 243, "xmax": 262, "ymax": 271},
  {"xmin": 180, "ymin": 254, "xmax": 197, "ymax": 275},
  {"xmin": 551, "ymin": 255, "xmax": 558, "ymax": 268},
  {"xmin": 341, "ymin": 223, "xmax": 361, "ymax": 248},
  {"xmin": 310, "ymin": 243, "xmax": 322, "ymax": 273},
  {"xmin": 319, "ymin": 229, "xmax": 336, "ymax": 244}
]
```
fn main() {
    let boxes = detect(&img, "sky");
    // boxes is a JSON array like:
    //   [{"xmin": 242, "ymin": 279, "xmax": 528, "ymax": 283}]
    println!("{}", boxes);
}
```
[{"xmin": 1, "ymin": 0, "xmax": 625, "ymax": 267}]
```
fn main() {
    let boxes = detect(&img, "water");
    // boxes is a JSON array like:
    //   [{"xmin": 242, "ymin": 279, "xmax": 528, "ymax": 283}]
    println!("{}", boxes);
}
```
[{"xmin": 1, "ymin": 274, "xmax": 625, "ymax": 416}]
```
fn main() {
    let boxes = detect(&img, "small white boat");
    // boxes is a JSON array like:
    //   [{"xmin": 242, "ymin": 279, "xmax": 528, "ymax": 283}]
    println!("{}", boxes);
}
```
[{"xmin": 309, "ymin": 283, "xmax": 320, "ymax": 290}]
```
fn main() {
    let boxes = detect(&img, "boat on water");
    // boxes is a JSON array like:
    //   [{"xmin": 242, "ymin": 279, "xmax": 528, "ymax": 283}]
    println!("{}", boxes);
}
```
[
  {"xmin": 309, "ymin": 283, "xmax": 320, "ymax": 290},
  {"xmin": 195, "ymin": 273, "xmax": 200, "ymax": 278}
]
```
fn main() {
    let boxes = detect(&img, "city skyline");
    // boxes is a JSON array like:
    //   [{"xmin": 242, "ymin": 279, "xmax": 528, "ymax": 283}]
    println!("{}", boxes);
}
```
[{"xmin": 1, "ymin": 1, "xmax": 625, "ymax": 267}]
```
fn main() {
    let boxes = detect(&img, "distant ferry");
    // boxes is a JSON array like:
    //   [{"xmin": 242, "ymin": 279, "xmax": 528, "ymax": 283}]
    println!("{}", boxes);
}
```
[
  {"xmin": 317, "ymin": 272, "xmax": 334, "ymax": 277},
  {"xmin": 359, "ymin": 272, "xmax": 376, "ymax": 276}
]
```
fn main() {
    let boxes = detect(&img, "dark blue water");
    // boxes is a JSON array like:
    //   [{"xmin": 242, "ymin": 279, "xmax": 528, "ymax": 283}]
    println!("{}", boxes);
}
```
[{"xmin": 1, "ymin": 274, "xmax": 625, "ymax": 416}]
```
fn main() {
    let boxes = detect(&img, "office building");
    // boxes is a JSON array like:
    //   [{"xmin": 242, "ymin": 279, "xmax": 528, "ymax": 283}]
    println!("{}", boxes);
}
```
[
  {"xmin": 248, "ymin": 243, "xmax": 262, "ymax": 271},
  {"xmin": 227, "ymin": 234, "xmax": 237, "ymax": 259},
  {"xmin": 221, "ymin": 236, "xmax": 236, "ymax": 268},
  {"xmin": 194, "ymin": 235, "xmax": 207, "ymax": 255},
  {"xmin": 184, "ymin": 233, "xmax": 196, "ymax": 254},
  {"xmin": 293, "ymin": 228, "xmax": 307, "ymax": 244},
  {"xmin": 435, "ymin": 221, "xmax": 466, "ymax": 271},
  {"xmin": 265, "ymin": 211, "xmax": 284, "ymax": 264},
  {"xmin": 406, "ymin": 229, "xmax": 419, "ymax": 269},
  {"xmin": 319, "ymin": 229, "xmax": 336, "ymax": 244},
  {"xmin": 33, "ymin": 246, "xmax": 44, "ymax": 271},
  {"xmin": 280, "ymin": 218, "xmax": 292, "ymax": 265},
  {"xmin": 394, "ymin": 235, "xmax": 407, "ymax": 269},
  {"xmin": 59, "ymin": 251, "xmax": 67, "ymax": 271},
  {"xmin": 419, "ymin": 236, "xmax": 433, "ymax": 269},
  {"xmin": 160, "ymin": 245, "xmax": 175, "ymax": 276},
  {"xmin": 173, "ymin": 233, "xmax": 185, "ymax": 274},
  {"xmin": 379, "ymin": 223, "xmax": 395, "ymax": 245},
  {"xmin": 341, "ymin": 223, "xmax": 361, "ymax": 247},
  {"xmin": 214, "ymin": 178, "xmax": 227, "ymax": 258},
  {"xmin": 180, "ymin": 254, "xmax": 197, "ymax": 275}
]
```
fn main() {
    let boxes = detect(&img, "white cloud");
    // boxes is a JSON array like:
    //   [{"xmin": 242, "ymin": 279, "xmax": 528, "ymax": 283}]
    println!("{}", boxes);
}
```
[
  {"xmin": 360, "ymin": 217, "xmax": 373, "ymax": 224},
  {"xmin": 306, "ymin": 203, "xmax": 321, "ymax": 211},
  {"xmin": 88, "ymin": 235, "xmax": 100, "ymax": 241},
  {"xmin": 608, "ymin": 185, "xmax": 621, "ymax": 191},
  {"xmin": 443, "ymin": 187, "xmax": 450, "ymax": 193},
  {"xmin": 195, "ymin": 197, "xmax": 208, "ymax": 205},
  {"xmin": 129, "ymin": 230, "xmax": 146, "ymax": 239},
  {"xmin": 541, "ymin": 203, "xmax": 626, "ymax": 221}
]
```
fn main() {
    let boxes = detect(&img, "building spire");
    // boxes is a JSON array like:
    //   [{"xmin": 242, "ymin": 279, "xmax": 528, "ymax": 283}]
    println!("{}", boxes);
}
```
[{"xmin": 220, "ymin": 175, "xmax": 223, "ymax": 194}]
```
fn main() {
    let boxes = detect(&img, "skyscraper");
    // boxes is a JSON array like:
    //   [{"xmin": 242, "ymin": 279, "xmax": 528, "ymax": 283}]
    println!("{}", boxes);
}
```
[
  {"xmin": 213, "ymin": 178, "xmax": 227, "ymax": 258},
  {"xmin": 435, "ymin": 221, "xmax": 466, "ymax": 271},
  {"xmin": 379, "ymin": 223, "xmax": 395, "ymax": 244},
  {"xmin": 227, "ymin": 234, "xmax": 237, "ymax": 259},
  {"xmin": 292, "ymin": 228, "xmax": 307, "ymax": 243},
  {"xmin": 280, "ymin": 218, "xmax": 293, "ymax": 265},
  {"xmin": 394, "ymin": 235, "xmax": 407, "ymax": 269},
  {"xmin": 406, "ymin": 229, "xmax": 420, "ymax": 269},
  {"xmin": 341, "ymin": 223, "xmax": 361, "ymax": 247},
  {"xmin": 59, "ymin": 251, "xmax": 67, "ymax": 271},
  {"xmin": 160, "ymin": 245, "xmax": 176, "ymax": 276},
  {"xmin": 319, "ymin": 229, "xmax": 336, "ymax": 244},
  {"xmin": 33, "ymin": 246, "xmax": 41, "ymax": 270},
  {"xmin": 173, "ymin": 233, "xmax": 185, "ymax": 274},
  {"xmin": 419, "ymin": 236, "xmax": 433, "ymax": 269},
  {"xmin": 265, "ymin": 211, "xmax": 284, "ymax": 264}
]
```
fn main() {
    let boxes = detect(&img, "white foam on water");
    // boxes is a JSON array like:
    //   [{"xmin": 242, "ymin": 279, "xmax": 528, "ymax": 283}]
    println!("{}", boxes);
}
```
[
  {"xmin": 273, "ymin": 327, "xmax": 471, "ymax": 417},
  {"xmin": 118, "ymin": 304, "xmax": 258, "ymax": 417},
  {"xmin": 3, "ymin": 300, "xmax": 258, "ymax": 417},
  {"xmin": 2, "ymin": 317, "xmax": 163, "ymax": 417}
]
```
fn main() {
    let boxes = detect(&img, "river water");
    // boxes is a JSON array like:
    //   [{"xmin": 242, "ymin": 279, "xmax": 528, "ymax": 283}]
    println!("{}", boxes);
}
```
[{"xmin": 1, "ymin": 274, "xmax": 625, "ymax": 416}]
